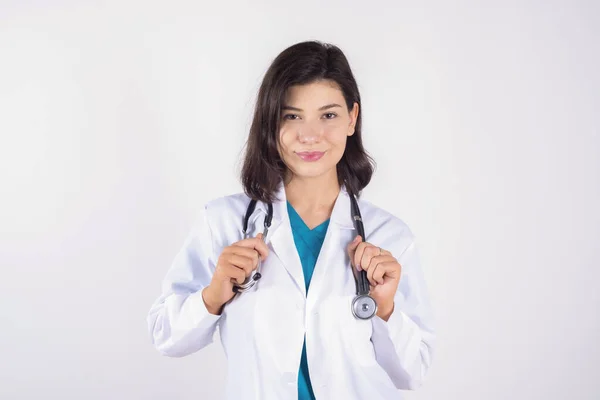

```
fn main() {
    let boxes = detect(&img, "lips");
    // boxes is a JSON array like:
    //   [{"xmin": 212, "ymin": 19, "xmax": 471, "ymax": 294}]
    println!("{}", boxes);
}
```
[{"xmin": 296, "ymin": 151, "xmax": 325, "ymax": 161}]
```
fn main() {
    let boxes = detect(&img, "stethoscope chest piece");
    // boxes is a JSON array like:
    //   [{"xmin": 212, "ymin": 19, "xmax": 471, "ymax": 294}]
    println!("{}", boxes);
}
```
[{"xmin": 351, "ymin": 294, "xmax": 377, "ymax": 320}]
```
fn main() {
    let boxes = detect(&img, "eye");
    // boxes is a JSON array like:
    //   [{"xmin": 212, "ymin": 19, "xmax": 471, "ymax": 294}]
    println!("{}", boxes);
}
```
[
  {"xmin": 323, "ymin": 112, "xmax": 337, "ymax": 119},
  {"xmin": 283, "ymin": 114, "xmax": 300, "ymax": 120}
]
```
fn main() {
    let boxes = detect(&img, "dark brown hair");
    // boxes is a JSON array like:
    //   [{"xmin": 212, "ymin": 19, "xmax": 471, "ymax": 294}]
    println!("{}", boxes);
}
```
[{"xmin": 240, "ymin": 40, "xmax": 375, "ymax": 203}]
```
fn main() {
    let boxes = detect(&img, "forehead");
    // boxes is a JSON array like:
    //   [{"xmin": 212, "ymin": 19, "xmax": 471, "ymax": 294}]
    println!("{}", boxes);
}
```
[{"xmin": 284, "ymin": 80, "xmax": 345, "ymax": 105}]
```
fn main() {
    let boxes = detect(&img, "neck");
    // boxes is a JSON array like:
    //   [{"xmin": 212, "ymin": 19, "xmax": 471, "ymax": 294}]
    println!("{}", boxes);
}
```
[{"xmin": 284, "ymin": 171, "xmax": 340, "ymax": 215}]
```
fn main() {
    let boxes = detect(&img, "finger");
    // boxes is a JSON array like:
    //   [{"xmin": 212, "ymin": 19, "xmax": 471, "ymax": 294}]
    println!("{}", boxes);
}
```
[
  {"xmin": 375, "ymin": 260, "xmax": 401, "ymax": 282},
  {"xmin": 224, "ymin": 263, "xmax": 246, "ymax": 284},
  {"xmin": 367, "ymin": 254, "xmax": 398, "ymax": 283},
  {"xmin": 223, "ymin": 254, "xmax": 254, "ymax": 275},
  {"xmin": 366, "ymin": 255, "xmax": 387, "ymax": 286},
  {"xmin": 359, "ymin": 244, "xmax": 379, "ymax": 273},
  {"xmin": 234, "ymin": 235, "xmax": 269, "ymax": 261},
  {"xmin": 384, "ymin": 261, "xmax": 402, "ymax": 280},
  {"xmin": 226, "ymin": 253, "xmax": 256, "ymax": 273},
  {"xmin": 372, "ymin": 260, "xmax": 389, "ymax": 285},
  {"xmin": 346, "ymin": 235, "xmax": 362, "ymax": 268},
  {"xmin": 229, "ymin": 252, "xmax": 258, "ymax": 276},
  {"xmin": 347, "ymin": 235, "xmax": 361, "ymax": 253},
  {"xmin": 226, "ymin": 246, "xmax": 260, "ymax": 266},
  {"xmin": 354, "ymin": 241, "xmax": 369, "ymax": 271}
]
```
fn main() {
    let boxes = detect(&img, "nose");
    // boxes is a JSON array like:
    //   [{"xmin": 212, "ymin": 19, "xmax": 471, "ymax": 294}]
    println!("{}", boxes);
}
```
[{"xmin": 297, "ymin": 122, "xmax": 322, "ymax": 144}]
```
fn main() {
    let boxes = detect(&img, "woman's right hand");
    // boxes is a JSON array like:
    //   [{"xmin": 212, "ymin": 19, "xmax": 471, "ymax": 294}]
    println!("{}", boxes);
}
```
[{"xmin": 202, "ymin": 233, "xmax": 269, "ymax": 315}]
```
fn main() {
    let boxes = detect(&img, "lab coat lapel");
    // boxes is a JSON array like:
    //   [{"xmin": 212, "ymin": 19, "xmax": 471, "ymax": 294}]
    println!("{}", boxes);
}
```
[
  {"xmin": 306, "ymin": 186, "xmax": 356, "ymax": 306},
  {"xmin": 267, "ymin": 183, "xmax": 307, "ymax": 296}
]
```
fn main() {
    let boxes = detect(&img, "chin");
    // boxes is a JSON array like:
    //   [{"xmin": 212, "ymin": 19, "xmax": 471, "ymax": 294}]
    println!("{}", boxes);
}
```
[{"xmin": 289, "ymin": 164, "xmax": 336, "ymax": 179}]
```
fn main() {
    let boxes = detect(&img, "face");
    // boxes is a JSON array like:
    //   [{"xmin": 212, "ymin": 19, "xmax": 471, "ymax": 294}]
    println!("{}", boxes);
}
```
[{"xmin": 278, "ymin": 79, "xmax": 359, "ymax": 182}]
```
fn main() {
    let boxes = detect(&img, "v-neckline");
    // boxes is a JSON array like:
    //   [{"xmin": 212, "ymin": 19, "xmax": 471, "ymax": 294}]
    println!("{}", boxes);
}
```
[{"xmin": 287, "ymin": 201, "xmax": 330, "ymax": 232}]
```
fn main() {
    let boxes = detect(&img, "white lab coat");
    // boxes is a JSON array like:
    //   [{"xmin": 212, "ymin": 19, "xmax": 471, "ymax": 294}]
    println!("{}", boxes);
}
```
[{"xmin": 147, "ymin": 183, "xmax": 435, "ymax": 400}]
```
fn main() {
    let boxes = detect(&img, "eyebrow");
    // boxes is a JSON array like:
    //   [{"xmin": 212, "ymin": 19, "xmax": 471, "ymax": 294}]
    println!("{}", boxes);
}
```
[{"xmin": 281, "ymin": 103, "xmax": 343, "ymax": 112}]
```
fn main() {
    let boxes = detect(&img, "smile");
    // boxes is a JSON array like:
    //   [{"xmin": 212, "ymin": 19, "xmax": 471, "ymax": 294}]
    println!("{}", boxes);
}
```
[{"xmin": 296, "ymin": 151, "xmax": 325, "ymax": 162}]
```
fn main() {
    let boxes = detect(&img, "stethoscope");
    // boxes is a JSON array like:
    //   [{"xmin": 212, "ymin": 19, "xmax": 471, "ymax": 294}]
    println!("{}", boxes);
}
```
[{"xmin": 232, "ymin": 195, "xmax": 378, "ymax": 320}]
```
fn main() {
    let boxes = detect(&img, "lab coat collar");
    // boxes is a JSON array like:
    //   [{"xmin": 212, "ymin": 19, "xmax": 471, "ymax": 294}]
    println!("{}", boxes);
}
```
[{"xmin": 266, "ymin": 180, "xmax": 356, "ymax": 230}]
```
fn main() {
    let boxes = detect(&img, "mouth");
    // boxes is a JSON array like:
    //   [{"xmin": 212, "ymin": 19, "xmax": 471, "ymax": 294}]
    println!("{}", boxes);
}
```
[{"xmin": 296, "ymin": 151, "xmax": 325, "ymax": 162}]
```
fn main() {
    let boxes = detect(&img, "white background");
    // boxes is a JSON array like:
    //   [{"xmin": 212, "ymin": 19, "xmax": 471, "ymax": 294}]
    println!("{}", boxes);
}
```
[{"xmin": 1, "ymin": 1, "xmax": 599, "ymax": 399}]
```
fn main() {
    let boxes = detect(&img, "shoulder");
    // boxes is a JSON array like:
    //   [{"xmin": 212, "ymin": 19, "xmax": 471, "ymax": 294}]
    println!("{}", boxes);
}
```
[
  {"xmin": 199, "ymin": 191, "xmax": 252, "ymax": 229},
  {"xmin": 191, "ymin": 191, "xmax": 252, "ymax": 250},
  {"xmin": 204, "ymin": 192, "xmax": 250, "ymax": 216},
  {"xmin": 357, "ymin": 197, "xmax": 414, "ymax": 238},
  {"xmin": 356, "ymin": 197, "xmax": 416, "ymax": 256}
]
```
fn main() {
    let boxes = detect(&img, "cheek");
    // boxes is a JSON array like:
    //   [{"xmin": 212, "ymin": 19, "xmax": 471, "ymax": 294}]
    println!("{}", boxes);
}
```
[
  {"xmin": 278, "ymin": 128, "xmax": 292, "ymax": 148},
  {"xmin": 324, "ymin": 126, "xmax": 350, "ymax": 148},
  {"xmin": 278, "ymin": 128, "xmax": 296, "ymax": 159}
]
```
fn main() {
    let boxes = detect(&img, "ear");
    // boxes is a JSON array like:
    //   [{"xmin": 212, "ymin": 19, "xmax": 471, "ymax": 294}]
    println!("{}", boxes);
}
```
[{"xmin": 348, "ymin": 102, "xmax": 359, "ymax": 136}]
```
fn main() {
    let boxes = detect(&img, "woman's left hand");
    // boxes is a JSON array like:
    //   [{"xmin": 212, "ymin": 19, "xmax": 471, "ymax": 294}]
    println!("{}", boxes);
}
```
[{"xmin": 347, "ymin": 235, "xmax": 402, "ymax": 321}]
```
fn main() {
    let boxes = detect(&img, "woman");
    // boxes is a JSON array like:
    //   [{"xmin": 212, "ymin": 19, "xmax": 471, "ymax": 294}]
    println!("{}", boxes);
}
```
[{"xmin": 147, "ymin": 41, "xmax": 435, "ymax": 400}]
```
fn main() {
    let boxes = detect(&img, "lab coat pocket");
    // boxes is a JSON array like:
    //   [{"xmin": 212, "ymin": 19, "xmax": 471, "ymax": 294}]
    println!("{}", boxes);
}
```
[
  {"xmin": 221, "ymin": 285, "xmax": 260, "ymax": 342},
  {"xmin": 341, "ymin": 296, "xmax": 377, "ymax": 367}
]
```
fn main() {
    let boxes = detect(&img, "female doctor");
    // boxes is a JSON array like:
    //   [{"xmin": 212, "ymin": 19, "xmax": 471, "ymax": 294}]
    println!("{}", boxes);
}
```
[{"xmin": 147, "ymin": 41, "xmax": 435, "ymax": 400}]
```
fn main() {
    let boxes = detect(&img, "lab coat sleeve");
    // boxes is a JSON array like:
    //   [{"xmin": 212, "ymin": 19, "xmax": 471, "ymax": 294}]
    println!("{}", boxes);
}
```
[
  {"xmin": 147, "ymin": 204, "xmax": 222, "ymax": 357},
  {"xmin": 370, "ymin": 239, "xmax": 436, "ymax": 390}
]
